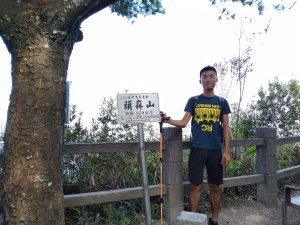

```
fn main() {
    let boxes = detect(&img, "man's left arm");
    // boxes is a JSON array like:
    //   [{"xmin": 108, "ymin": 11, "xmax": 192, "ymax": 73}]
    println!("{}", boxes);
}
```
[{"xmin": 222, "ymin": 114, "xmax": 231, "ymax": 166}]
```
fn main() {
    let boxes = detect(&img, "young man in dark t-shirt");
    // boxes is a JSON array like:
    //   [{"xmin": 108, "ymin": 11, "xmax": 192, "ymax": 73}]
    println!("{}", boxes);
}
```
[{"xmin": 161, "ymin": 66, "xmax": 231, "ymax": 225}]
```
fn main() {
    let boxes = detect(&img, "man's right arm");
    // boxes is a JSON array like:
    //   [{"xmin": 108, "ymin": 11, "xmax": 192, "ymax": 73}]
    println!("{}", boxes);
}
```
[{"xmin": 162, "ymin": 111, "xmax": 192, "ymax": 128}]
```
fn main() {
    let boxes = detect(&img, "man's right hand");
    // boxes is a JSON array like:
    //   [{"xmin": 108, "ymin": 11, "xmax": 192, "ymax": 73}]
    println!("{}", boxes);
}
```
[{"xmin": 160, "ymin": 111, "xmax": 170, "ymax": 121}]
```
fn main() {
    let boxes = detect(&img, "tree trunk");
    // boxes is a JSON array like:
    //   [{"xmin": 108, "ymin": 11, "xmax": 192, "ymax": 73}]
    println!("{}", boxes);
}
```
[{"xmin": 1, "ymin": 13, "xmax": 73, "ymax": 225}]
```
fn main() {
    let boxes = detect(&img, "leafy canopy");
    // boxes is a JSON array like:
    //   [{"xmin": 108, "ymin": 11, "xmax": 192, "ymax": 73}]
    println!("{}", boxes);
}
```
[{"xmin": 237, "ymin": 78, "xmax": 300, "ymax": 138}]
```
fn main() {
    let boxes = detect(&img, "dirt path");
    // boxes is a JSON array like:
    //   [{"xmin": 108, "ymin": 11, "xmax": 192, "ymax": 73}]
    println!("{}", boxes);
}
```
[
  {"xmin": 219, "ymin": 198, "xmax": 300, "ymax": 225},
  {"xmin": 150, "ymin": 195, "xmax": 300, "ymax": 225},
  {"xmin": 150, "ymin": 199, "xmax": 299, "ymax": 225}
]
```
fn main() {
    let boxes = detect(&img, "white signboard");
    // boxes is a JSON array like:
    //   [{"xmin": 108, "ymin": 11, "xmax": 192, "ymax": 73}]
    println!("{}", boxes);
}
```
[{"xmin": 117, "ymin": 93, "xmax": 160, "ymax": 124}]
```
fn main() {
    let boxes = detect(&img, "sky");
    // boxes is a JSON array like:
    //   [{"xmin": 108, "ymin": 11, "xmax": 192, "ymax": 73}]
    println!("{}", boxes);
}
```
[{"xmin": 0, "ymin": 0, "xmax": 300, "ymax": 132}]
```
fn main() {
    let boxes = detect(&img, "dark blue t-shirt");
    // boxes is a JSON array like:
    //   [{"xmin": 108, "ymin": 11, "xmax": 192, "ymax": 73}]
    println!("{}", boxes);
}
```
[{"xmin": 184, "ymin": 94, "xmax": 231, "ymax": 150}]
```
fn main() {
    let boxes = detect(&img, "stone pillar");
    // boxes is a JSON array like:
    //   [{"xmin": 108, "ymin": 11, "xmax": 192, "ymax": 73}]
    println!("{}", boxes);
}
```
[
  {"xmin": 255, "ymin": 127, "xmax": 278, "ymax": 207},
  {"xmin": 163, "ymin": 127, "xmax": 184, "ymax": 224}
]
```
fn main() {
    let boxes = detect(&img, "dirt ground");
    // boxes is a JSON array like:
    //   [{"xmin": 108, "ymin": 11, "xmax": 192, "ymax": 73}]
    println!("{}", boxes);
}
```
[
  {"xmin": 151, "ymin": 197, "xmax": 300, "ymax": 225},
  {"xmin": 218, "ymin": 198, "xmax": 300, "ymax": 225}
]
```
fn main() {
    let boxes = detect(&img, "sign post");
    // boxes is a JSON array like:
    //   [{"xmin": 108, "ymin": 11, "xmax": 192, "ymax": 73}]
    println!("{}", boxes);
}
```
[
  {"xmin": 137, "ymin": 123, "xmax": 151, "ymax": 225},
  {"xmin": 117, "ymin": 93, "xmax": 160, "ymax": 225}
]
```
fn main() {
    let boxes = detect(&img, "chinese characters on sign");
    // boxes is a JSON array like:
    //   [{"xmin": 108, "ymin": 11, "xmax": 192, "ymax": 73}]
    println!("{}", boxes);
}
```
[{"xmin": 117, "ymin": 93, "xmax": 160, "ymax": 124}]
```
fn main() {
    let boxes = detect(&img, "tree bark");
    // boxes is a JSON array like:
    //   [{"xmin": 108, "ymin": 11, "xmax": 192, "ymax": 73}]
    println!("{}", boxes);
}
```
[{"xmin": 2, "ymin": 17, "xmax": 71, "ymax": 225}]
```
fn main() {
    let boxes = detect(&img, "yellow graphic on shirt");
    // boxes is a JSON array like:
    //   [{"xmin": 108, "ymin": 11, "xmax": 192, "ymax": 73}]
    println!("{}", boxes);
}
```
[{"xmin": 194, "ymin": 104, "xmax": 221, "ymax": 129}]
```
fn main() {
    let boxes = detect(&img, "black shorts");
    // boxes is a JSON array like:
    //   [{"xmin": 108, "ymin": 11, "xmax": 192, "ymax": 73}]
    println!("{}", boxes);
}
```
[{"xmin": 188, "ymin": 147, "xmax": 223, "ymax": 185}]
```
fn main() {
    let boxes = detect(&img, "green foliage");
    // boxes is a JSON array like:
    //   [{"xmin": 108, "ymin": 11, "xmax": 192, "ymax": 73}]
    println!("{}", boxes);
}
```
[
  {"xmin": 228, "ymin": 78, "xmax": 300, "ymax": 188},
  {"xmin": 65, "ymin": 207, "xmax": 101, "ymax": 225},
  {"xmin": 63, "ymin": 150, "xmax": 145, "ymax": 192},
  {"xmin": 225, "ymin": 149, "xmax": 256, "ymax": 177},
  {"xmin": 110, "ymin": 0, "xmax": 165, "ymax": 22},
  {"xmin": 249, "ymin": 78, "xmax": 300, "ymax": 137},
  {"xmin": 230, "ymin": 103, "xmax": 256, "ymax": 139},
  {"xmin": 209, "ymin": 0, "xmax": 265, "ymax": 19},
  {"xmin": 277, "ymin": 144, "xmax": 300, "ymax": 169},
  {"xmin": 101, "ymin": 202, "xmax": 144, "ymax": 225},
  {"xmin": 209, "ymin": 0, "xmax": 295, "ymax": 20},
  {"xmin": 64, "ymin": 105, "xmax": 90, "ymax": 143},
  {"xmin": 273, "ymin": 1, "xmax": 298, "ymax": 11},
  {"xmin": 65, "ymin": 200, "xmax": 156, "ymax": 224},
  {"xmin": 88, "ymin": 97, "xmax": 137, "ymax": 142},
  {"xmin": 246, "ymin": 145, "xmax": 256, "ymax": 154},
  {"xmin": 234, "ymin": 78, "xmax": 300, "ymax": 139}
]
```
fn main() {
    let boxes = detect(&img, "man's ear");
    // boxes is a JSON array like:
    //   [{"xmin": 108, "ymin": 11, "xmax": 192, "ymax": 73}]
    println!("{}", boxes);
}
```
[{"xmin": 199, "ymin": 79, "xmax": 202, "ymax": 84}]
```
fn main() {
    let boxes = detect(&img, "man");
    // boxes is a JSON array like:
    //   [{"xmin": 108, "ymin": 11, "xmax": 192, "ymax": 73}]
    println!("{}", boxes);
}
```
[{"xmin": 160, "ymin": 65, "xmax": 231, "ymax": 225}]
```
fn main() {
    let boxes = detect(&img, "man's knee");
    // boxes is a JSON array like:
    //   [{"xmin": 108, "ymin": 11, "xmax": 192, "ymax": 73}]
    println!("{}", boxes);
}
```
[
  {"xmin": 208, "ymin": 183, "xmax": 220, "ymax": 194},
  {"xmin": 190, "ymin": 183, "xmax": 202, "ymax": 193}
]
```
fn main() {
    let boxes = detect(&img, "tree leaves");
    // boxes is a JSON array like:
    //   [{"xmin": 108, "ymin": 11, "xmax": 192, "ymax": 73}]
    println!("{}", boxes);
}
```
[
  {"xmin": 109, "ymin": 0, "xmax": 165, "ymax": 22},
  {"xmin": 239, "ymin": 78, "xmax": 300, "ymax": 138}
]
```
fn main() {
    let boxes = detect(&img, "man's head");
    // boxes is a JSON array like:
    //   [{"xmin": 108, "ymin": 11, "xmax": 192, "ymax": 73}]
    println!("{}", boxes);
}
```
[
  {"xmin": 200, "ymin": 66, "xmax": 217, "ymax": 79},
  {"xmin": 199, "ymin": 66, "xmax": 218, "ymax": 91}
]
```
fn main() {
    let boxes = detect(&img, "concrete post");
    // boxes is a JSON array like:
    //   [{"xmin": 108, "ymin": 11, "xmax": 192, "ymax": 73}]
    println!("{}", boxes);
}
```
[
  {"xmin": 163, "ymin": 127, "xmax": 184, "ymax": 224},
  {"xmin": 255, "ymin": 127, "xmax": 278, "ymax": 207}
]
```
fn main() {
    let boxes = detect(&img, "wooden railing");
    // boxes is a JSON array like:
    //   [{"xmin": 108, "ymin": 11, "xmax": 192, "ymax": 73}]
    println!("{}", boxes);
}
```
[{"xmin": 63, "ymin": 127, "xmax": 300, "ymax": 225}]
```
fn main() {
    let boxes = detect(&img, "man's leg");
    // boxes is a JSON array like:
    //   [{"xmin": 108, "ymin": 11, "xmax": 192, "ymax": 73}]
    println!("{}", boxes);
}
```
[
  {"xmin": 208, "ymin": 182, "xmax": 221, "ymax": 222},
  {"xmin": 189, "ymin": 183, "xmax": 202, "ymax": 212}
]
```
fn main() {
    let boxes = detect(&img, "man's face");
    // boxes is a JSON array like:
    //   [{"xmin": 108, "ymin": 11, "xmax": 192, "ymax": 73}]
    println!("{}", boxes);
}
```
[{"xmin": 200, "ymin": 70, "xmax": 218, "ymax": 91}]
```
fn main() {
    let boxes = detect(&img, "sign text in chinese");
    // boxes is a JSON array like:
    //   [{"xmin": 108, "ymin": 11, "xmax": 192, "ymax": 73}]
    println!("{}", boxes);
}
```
[{"xmin": 117, "ymin": 93, "xmax": 160, "ymax": 124}]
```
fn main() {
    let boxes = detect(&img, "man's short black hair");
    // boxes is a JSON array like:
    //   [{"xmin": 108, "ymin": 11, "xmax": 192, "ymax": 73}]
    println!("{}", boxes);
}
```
[{"xmin": 200, "ymin": 66, "xmax": 217, "ymax": 78}]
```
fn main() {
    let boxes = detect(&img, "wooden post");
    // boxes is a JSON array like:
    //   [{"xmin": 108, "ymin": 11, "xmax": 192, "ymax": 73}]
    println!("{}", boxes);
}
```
[
  {"xmin": 255, "ymin": 127, "xmax": 278, "ymax": 207},
  {"xmin": 162, "ymin": 127, "xmax": 184, "ymax": 224}
]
